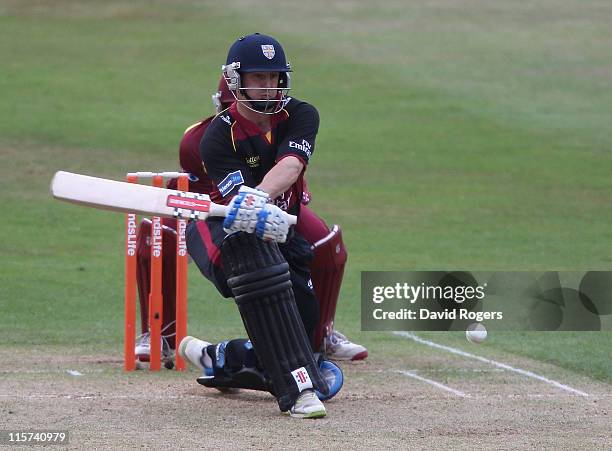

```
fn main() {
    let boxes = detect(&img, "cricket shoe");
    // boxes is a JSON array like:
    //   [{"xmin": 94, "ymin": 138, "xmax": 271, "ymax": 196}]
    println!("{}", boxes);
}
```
[
  {"xmin": 284, "ymin": 390, "xmax": 326, "ymax": 419},
  {"xmin": 135, "ymin": 332, "xmax": 174, "ymax": 366},
  {"xmin": 177, "ymin": 335, "xmax": 213, "ymax": 370},
  {"xmin": 179, "ymin": 336, "xmax": 240, "ymax": 393},
  {"xmin": 323, "ymin": 330, "xmax": 368, "ymax": 361}
]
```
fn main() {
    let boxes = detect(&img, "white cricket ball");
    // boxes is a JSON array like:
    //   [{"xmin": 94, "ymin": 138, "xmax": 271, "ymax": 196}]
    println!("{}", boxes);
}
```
[{"xmin": 466, "ymin": 323, "xmax": 487, "ymax": 343}]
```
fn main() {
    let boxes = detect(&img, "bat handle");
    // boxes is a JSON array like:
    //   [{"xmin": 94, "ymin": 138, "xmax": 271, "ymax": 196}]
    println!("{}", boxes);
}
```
[
  {"xmin": 209, "ymin": 204, "xmax": 230, "ymax": 217},
  {"xmin": 209, "ymin": 204, "xmax": 297, "ymax": 225},
  {"xmin": 286, "ymin": 213, "xmax": 297, "ymax": 225}
]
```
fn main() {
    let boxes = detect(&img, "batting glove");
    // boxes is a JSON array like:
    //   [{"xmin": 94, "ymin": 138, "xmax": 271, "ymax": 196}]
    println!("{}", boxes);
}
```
[
  {"xmin": 223, "ymin": 186, "xmax": 290, "ymax": 243},
  {"xmin": 255, "ymin": 203, "xmax": 290, "ymax": 243}
]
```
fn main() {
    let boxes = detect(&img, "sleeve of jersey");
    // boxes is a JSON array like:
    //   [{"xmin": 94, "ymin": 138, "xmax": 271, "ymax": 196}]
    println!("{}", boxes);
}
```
[
  {"xmin": 276, "ymin": 103, "xmax": 319, "ymax": 165},
  {"xmin": 200, "ymin": 122, "xmax": 256, "ymax": 199}
]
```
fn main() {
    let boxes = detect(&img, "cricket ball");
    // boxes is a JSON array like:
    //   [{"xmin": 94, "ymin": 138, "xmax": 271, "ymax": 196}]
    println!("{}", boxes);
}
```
[{"xmin": 466, "ymin": 322, "xmax": 487, "ymax": 343}]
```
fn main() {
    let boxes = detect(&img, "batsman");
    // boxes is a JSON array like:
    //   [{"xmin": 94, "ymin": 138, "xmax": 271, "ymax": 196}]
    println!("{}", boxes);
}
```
[{"xmin": 179, "ymin": 33, "xmax": 348, "ymax": 418}]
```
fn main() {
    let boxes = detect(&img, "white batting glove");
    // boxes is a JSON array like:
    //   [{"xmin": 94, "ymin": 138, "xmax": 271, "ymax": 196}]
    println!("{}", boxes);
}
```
[
  {"xmin": 256, "ymin": 203, "xmax": 290, "ymax": 243},
  {"xmin": 223, "ymin": 186, "xmax": 269, "ymax": 234},
  {"xmin": 223, "ymin": 186, "xmax": 290, "ymax": 243}
]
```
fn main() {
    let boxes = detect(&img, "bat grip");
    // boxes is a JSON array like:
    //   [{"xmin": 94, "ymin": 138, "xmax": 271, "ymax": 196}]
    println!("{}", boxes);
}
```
[{"xmin": 286, "ymin": 213, "xmax": 298, "ymax": 225}]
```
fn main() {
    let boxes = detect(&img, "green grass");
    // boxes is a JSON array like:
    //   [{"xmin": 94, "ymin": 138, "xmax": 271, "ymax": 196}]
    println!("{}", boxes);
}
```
[
  {"xmin": 1, "ymin": 0, "xmax": 611, "ymax": 383},
  {"xmin": 412, "ymin": 331, "xmax": 612, "ymax": 384}
]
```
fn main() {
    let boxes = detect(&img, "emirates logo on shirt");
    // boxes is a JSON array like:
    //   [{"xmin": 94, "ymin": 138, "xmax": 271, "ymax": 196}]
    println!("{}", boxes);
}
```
[{"xmin": 289, "ymin": 139, "xmax": 312, "ymax": 158}]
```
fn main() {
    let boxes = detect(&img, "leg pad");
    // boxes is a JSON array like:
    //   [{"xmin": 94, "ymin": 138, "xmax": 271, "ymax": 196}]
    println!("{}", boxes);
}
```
[{"xmin": 222, "ymin": 232, "xmax": 328, "ymax": 411}]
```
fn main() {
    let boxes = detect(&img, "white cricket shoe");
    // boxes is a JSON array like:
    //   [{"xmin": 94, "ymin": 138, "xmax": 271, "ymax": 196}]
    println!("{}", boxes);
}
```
[
  {"xmin": 323, "ymin": 330, "xmax": 368, "ymax": 361},
  {"xmin": 135, "ymin": 332, "xmax": 174, "ymax": 365},
  {"xmin": 178, "ymin": 335, "xmax": 212, "ymax": 370},
  {"xmin": 285, "ymin": 390, "xmax": 326, "ymax": 419}
]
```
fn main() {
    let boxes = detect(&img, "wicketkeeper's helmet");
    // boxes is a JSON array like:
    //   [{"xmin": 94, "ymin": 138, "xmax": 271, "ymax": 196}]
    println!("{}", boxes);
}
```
[
  {"xmin": 211, "ymin": 75, "xmax": 234, "ymax": 114},
  {"xmin": 222, "ymin": 33, "xmax": 292, "ymax": 114}
]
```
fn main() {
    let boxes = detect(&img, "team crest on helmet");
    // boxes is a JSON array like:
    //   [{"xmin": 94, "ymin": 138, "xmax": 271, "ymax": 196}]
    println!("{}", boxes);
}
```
[{"xmin": 261, "ymin": 44, "xmax": 275, "ymax": 59}]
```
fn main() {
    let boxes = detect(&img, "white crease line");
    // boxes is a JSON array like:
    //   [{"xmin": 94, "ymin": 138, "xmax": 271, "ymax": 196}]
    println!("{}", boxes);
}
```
[
  {"xmin": 0, "ymin": 369, "xmax": 104, "ymax": 374},
  {"xmin": 0, "ymin": 394, "xmax": 187, "ymax": 400},
  {"xmin": 393, "ymin": 331, "xmax": 589, "ymax": 397},
  {"xmin": 397, "ymin": 370, "xmax": 469, "ymax": 397},
  {"xmin": 2, "ymin": 392, "xmax": 610, "ymax": 401},
  {"xmin": 405, "ymin": 368, "xmax": 505, "ymax": 373}
]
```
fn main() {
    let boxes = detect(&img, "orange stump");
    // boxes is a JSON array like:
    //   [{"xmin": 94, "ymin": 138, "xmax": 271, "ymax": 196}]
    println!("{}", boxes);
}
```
[
  {"xmin": 149, "ymin": 175, "xmax": 164, "ymax": 371},
  {"xmin": 124, "ymin": 175, "xmax": 138, "ymax": 371},
  {"xmin": 175, "ymin": 174, "xmax": 189, "ymax": 370}
]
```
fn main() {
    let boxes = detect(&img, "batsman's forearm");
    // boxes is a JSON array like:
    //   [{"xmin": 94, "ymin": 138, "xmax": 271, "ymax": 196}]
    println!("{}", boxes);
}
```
[{"xmin": 257, "ymin": 156, "xmax": 303, "ymax": 198}]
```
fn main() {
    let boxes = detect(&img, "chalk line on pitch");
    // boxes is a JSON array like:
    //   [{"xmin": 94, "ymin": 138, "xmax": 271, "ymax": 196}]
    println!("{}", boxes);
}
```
[
  {"xmin": 2, "ymin": 392, "xmax": 609, "ymax": 401},
  {"xmin": 0, "ymin": 393, "xmax": 191, "ymax": 400},
  {"xmin": 0, "ymin": 369, "xmax": 105, "ymax": 375},
  {"xmin": 393, "ymin": 331, "xmax": 589, "ymax": 397},
  {"xmin": 396, "ymin": 370, "xmax": 469, "ymax": 397}
]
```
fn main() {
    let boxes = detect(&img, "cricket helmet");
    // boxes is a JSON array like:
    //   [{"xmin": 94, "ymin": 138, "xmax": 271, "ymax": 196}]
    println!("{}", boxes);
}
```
[{"xmin": 222, "ymin": 33, "xmax": 292, "ymax": 114}]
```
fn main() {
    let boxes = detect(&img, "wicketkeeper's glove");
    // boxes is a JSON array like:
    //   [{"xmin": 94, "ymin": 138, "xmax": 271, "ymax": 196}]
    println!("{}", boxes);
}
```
[{"xmin": 223, "ymin": 186, "xmax": 290, "ymax": 243}]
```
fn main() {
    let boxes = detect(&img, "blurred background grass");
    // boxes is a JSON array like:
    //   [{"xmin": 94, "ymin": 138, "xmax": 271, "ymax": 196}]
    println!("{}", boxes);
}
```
[{"xmin": 1, "ymin": 0, "xmax": 610, "ymax": 382}]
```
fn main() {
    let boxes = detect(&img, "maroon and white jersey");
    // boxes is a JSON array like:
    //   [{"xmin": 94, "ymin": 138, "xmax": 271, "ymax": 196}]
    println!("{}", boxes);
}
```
[
  {"xmin": 166, "ymin": 117, "xmax": 216, "ymax": 194},
  {"xmin": 200, "ymin": 98, "xmax": 319, "ymax": 216}
]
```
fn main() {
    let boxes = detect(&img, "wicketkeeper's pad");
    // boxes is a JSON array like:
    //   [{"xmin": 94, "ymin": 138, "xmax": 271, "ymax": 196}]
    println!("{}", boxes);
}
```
[{"xmin": 311, "ymin": 225, "xmax": 347, "ymax": 350}]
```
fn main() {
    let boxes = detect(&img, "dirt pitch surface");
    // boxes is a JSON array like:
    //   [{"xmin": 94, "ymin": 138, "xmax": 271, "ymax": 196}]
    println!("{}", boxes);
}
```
[{"xmin": 1, "ymin": 342, "xmax": 610, "ymax": 450}]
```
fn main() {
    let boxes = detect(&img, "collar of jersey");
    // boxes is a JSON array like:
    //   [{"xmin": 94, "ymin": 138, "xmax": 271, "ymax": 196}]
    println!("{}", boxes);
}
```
[{"xmin": 229, "ymin": 102, "xmax": 289, "ymax": 138}]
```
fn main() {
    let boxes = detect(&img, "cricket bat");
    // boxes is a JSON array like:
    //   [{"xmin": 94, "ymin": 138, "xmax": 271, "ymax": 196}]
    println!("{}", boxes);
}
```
[{"xmin": 51, "ymin": 171, "xmax": 298, "ymax": 224}]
